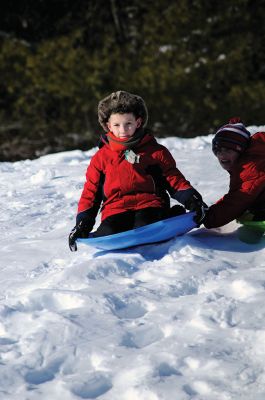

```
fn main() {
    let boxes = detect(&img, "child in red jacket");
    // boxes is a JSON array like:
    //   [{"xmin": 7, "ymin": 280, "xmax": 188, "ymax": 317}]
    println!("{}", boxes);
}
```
[
  {"xmin": 203, "ymin": 118, "xmax": 265, "ymax": 229},
  {"xmin": 69, "ymin": 91, "xmax": 205, "ymax": 250}
]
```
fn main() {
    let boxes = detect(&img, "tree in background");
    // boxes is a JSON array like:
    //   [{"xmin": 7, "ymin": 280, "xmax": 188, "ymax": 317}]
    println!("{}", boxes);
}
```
[{"xmin": 0, "ymin": 0, "xmax": 265, "ymax": 160}]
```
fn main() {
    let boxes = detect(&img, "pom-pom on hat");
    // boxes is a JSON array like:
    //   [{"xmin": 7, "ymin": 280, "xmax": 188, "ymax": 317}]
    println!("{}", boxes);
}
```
[
  {"xmin": 98, "ymin": 90, "xmax": 148, "ymax": 131},
  {"xmin": 212, "ymin": 117, "xmax": 251, "ymax": 155}
]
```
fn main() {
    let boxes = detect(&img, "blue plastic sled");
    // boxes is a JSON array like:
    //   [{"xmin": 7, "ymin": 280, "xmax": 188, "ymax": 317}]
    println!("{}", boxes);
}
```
[{"xmin": 77, "ymin": 212, "xmax": 197, "ymax": 251}]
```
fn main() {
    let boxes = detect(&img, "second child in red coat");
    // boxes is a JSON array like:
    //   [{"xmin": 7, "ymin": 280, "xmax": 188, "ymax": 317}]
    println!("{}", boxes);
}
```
[
  {"xmin": 69, "ymin": 91, "xmax": 205, "ymax": 249},
  {"xmin": 203, "ymin": 118, "xmax": 265, "ymax": 228}
]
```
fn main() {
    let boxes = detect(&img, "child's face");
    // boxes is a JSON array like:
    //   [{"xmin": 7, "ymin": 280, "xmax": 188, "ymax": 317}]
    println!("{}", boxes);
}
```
[
  {"xmin": 107, "ymin": 113, "xmax": 142, "ymax": 139},
  {"xmin": 215, "ymin": 147, "xmax": 240, "ymax": 171}
]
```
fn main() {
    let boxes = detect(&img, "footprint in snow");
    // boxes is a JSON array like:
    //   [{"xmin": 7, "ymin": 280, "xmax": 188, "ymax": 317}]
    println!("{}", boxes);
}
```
[
  {"xmin": 70, "ymin": 373, "xmax": 112, "ymax": 399},
  {"xmin": 105, "ymin": 293, "xmax": 147, "ymax": 319},
  {"xmin": 120, "ymin": 324, "xmax": 164, "ymax": 349},
  {"xmin": 24, "ymin": 357, "xmax": 64, "ymax": 385},
  {"xmin": 167, "ymin": 281, "xmax": 198, "ymax": 298},
  {"xmin": 156, "ymin": 362, "xmax": 182, "ymax": 377},
  {"xmin": 0, "ymin": 337, "xmax": 17, "ymax": 345}
]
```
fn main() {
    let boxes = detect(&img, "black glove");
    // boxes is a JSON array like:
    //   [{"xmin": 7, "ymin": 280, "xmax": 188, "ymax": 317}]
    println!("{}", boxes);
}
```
[
  {"xmin": 68, "ymin": 218, "xmax": 94, "ymax": 252},
  {"xmin": 174, "ymin": 188, "xmax": 208, "ymax": 226},
  {"xmin": 168, "ymin": 204, "xmax": 186, "ymax": 218},
  {"xmin": 193, "ymin": 202, "xmax": 209, "ymax": 226},
  {"xmin": 185, "ymin": 191, "xmax": 208, "ymax": 226}
]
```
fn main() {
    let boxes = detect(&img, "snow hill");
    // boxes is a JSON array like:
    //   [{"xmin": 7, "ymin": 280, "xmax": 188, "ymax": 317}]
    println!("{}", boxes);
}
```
[{"xmin": 1, "ymin": 128, "xmax": 265, "ymax": 400}]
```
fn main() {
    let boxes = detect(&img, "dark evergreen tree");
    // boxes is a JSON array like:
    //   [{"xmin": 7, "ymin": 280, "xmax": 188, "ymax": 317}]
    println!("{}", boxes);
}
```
[{"xmin": 0, "ymin": 0, "xmax": 265, "ymax": 160}]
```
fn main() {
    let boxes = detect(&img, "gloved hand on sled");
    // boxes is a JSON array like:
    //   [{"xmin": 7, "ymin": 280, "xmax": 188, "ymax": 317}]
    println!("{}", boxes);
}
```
[
  {"xmin": 192, "ymin": 202, "xmax": 209, "ymax": 226},
  {"xmin": 68, "ymin": 216, "xmax": 95, "ymax": 252},
  {"xmin": 174, "ymin": 188, "xmax": 208, "ymax": 226}
]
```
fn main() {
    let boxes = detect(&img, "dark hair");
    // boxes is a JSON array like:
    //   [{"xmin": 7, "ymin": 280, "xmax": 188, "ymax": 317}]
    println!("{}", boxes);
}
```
[{"xmin": 98, "ymin": 91, "xmax": 148, "ymax": 131}]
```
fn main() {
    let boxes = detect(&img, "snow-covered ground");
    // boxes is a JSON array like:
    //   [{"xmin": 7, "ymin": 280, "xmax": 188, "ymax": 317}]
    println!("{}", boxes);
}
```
[{"xmin": 1, "ymin": 127, "xmax": 265, "ymax": 400}]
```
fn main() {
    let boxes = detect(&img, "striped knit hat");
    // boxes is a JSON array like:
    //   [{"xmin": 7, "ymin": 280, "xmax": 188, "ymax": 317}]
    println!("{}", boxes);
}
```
[{"xmin": 212, "ymin": 117, "xmax": 251, "ymax": 155}]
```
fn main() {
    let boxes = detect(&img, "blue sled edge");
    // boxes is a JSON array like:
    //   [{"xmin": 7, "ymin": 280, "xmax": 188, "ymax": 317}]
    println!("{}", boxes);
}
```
[{"xmin": 77, "ymin": 211, "xmax": 197, "ymax": 251}]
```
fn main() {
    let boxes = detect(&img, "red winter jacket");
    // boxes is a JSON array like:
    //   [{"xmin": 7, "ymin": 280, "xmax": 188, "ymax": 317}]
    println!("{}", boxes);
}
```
[
  {"xmin": 78, "ymin": 133, "xmax": 192, "ymax": 222},
  {"xmin": 204, "ymin": 131, "xmax": 265, "ymax": 228}
]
